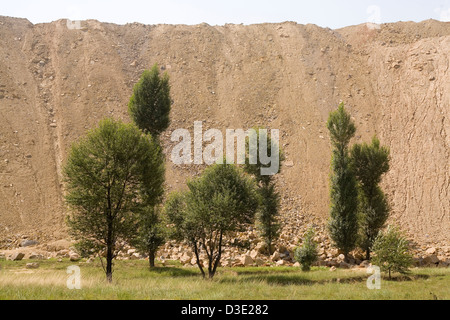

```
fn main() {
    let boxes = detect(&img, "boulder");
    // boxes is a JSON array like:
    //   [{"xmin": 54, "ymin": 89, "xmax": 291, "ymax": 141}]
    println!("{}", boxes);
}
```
[
  {"xmin": 240, "ymin": 255, "xmax": 254, "ymax": 266},
  {"xmin": 249, "ymin": 250, "xmax": 259, "ymax": 260},
  {"xmin": 276, "ymin": 259, "xmax": 285, "ymax": 266},
  {"xmin": 255, "ymin": 242, "xmax": 268, "ymax": 254},
  {"xmin": 26, "ymin": 262, "xmax": 39, "ymax": 269},
  {"xmin": 293, "ymin": 262, "xmax": 301, "ymax": 268},
  {"xmin": 20, "ymin": 239, "xmax": 39, "ymax": 247},
  {"xmin": 254, "ymin": 258, "xmax": 265, "ymax": 266},
  {"xmin": 56, "ymin": 249, "xmax": 70, "ymax": 257},
  {"xmin": 423, "ymin": 254, "xmax": 439, "ymax": 265},
  {"xmin": 10, "ymin": 252, "xmax": 25, "ymax": 261},
  {"xmin": 270, "ymin": 251, "xmax": 281, "ymax": 262},
  {"xmin": 29, "ymin": 253, "xmax": 45, "ymax": 260},
  {"xmin": 426, "ymin": 247, "xmax": 436, "ymax": 255},
  {"xmin": 69, "ymin": 253, "xmax": 81, "ymax": 262},
  {"xmin": 438, "ymin": 260, "xmax": 449, "ymax": 268}
]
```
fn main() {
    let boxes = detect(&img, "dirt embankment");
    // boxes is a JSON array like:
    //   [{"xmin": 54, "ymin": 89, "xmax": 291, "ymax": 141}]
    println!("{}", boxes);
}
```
[{"xmin": 0, "ymin": 17, "xmax": 448, "ymax": 251}]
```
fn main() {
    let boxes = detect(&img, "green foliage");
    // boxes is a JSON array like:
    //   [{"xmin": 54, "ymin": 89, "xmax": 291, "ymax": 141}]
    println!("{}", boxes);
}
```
[
  {"xmin": 128, "ymin": 64, "xmax": 171, "ymax": 137},
  {"xmin": 244, "ymin": 128, "xmax": 284, "ymax": 254},
  {"xmin": 244, "ymin": 128, "xmax": 284, "ymax": 186},
  {"xmin": 63, "ymin": 118, "xmax": 165, "ymax": 281},
  {"xmin": 327, "ymin": 103, "xmax": 359, "ymax": 259},
  {"xmin": 372, "ymin": 225, "xmax": 414, "ymax": 279},
  {"xmin": 294, "ymin": 227, "xmax": 319, "ymax": 272},
  {"xmin": 256, "ymin": 183, "xmax": 281, "ymax": 254},
  {"xmin": 165, "ymin": 163, "xmax": 259, "ymax": 279},
  {"xmin": 351, "ymin": 136, "xmax": 390, "ymax": 193},
  {"xmin": 326, "ymin": 102, "xmax": 356, "ymax": 152},
  {"xmin": 132, "ymin": 206, "xmax": 167, "ymax": 268},
  {"xmin": 351, "ymin": 136, "xmax": 390, "ymax": 259}
]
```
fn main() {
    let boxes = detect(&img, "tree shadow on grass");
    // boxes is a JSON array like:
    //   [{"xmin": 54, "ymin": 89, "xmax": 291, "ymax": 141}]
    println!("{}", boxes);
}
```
[
  {"xmin": 382, "ymin": 273, "xmax": 430, "ymax": 282},
  {"xmin": 217, "ymin": 273, "xmax": 368, "ymax": 287},
  {"xmin": 148, "ymin": 266, "xmax": 200, "ymax": 278}
]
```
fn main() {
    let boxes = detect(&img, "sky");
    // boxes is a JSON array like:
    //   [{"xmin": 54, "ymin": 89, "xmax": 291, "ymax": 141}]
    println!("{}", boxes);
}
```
[{"xmin": 1, "ymin": 0, "xmax": 450, "ymax": 29}]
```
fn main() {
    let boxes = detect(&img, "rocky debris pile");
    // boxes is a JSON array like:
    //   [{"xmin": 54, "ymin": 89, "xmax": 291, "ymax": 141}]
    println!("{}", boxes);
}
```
[{"xmin": 1, "ymin": 234, "xmax": 449, "ymax": 269}]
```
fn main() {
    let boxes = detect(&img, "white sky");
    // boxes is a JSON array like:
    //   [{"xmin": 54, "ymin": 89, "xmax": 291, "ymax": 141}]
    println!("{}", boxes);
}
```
[{"xmin": 1, "ymin": 0, "xmax": 450, "ymax": 29}]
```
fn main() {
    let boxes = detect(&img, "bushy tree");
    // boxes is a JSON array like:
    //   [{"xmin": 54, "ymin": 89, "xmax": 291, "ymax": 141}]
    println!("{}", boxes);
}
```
[
  {"xmin": 294, "ymin": 227, "xmax": 318, "ymax": 272},
  {"xmin": 128, "ymin": 63, "xmax": 172, "ymax": 268},
  {"xmin": 327, "ymin": 103, "xmax": 359, "ymax": 261},
  {"xmin": 128, "ymin": 64, "xmax": 171, "ymax": 138},
  {"xmin": 351, "ymin": 136, "xmax": 390, "ymax": 260},
  {"xmin": 132, "ymin": 206, "xmax": 166, "ymax": 269},
  {"xmin": 165, "ymin": 163, "xmax": 259, "ymax": 279},
  {"xmin": 63, "ymin": 118, "xmax": 164, "ymax": 282},
  {"xmin": 244, "ymin": 128, "xmax": 284, "ymax": 255},
  {"xmin": 372, "ymin": 225, "xmax": 413, "ymax": 279}
]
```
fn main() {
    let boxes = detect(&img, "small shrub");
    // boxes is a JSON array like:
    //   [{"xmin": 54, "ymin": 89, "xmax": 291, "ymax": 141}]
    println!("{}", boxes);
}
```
[
  {"xmin": 371, "ymin": 225, "xmax": 413, "ymax": 279},
  {"xmin": 294, "ymin": 227, "xmax": 318, "ymax": 271}
]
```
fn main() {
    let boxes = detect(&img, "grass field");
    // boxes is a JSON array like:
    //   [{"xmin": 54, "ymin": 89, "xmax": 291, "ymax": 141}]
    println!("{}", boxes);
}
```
[{"xmin": 0, "ymin": 258, "xmax": 448, "ymax": 300}]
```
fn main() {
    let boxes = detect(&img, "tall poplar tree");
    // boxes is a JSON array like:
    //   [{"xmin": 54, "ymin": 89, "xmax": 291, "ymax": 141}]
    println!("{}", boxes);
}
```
[{"xmin": 327, "ymin": 103, "xmax": 358, "ymax": 261}]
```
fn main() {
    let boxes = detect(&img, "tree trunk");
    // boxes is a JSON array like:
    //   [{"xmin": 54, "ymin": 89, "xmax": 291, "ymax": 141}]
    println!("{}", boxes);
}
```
[
  {"xmin": 106, "ymin": 243, "xmax": 113, "ymax": 283},
  {"xmin": 193, "ymin": 242, "xmax": 205, "ymax": 279},
  {"xmin": 210, "ymin": 231, "xmax": 223, "ymax": 279},
  {"xmin": 268, "ymin": 236, "xmax": 273, "ymax": 256},
  {"xmin": 149, "ymin": 250, "xmax": 155, "ymax": 269},
  {"xmin": 365, "ymin": 248, "xmax": 371, "ymax": 261}
]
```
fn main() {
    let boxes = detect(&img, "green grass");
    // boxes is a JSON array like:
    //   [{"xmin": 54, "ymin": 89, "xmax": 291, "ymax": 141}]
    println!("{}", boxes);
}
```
[{"xmin": 0, "ymin": 258, "xmax": 448, "ymax": 300}]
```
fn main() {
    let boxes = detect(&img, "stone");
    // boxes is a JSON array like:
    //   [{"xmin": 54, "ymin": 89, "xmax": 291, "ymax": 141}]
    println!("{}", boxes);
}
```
[
  {"xmin": 29, "ymin": 253, "xmax": 45, "ymax": 260},
  {"xmin": 249, "ymin": 249, "xmax": 259, "ymax": 260},
  {"xmin": 254, "ymin": 258, "xmax": 265, "ymax": 266},
  {"xmin": 438, "ymin": 260, "xmax": 449, "ymax": 268},
  {"xmin": 240, "ymin": 255, "xmax": 254, "ymax": 266},
  {"xmin": 10, "ymin": 252, "xmax": 25, "ymax": 261},
  {"xmin": 339, "ymin": 261, "xmax": 351, "ymax": 269},
  {"xmin": 69, "ymin": 253, "xmax": 81, "ymax": 261},
  {"xmin": 293, "ymin": 262, "xmax": 301, "ymax": 268},
  {"xmin": 26, "ymin": 262, "xmax": 39, "ymax": 269},
  {"xmin": 330, "ymin": 266, "xmax": 337, "ymax": 272},
  {"xmin": 423, "ymin": 254, "xmax": 439, "ymax": 265},
  {"xmin": 20, "ymin": 239, "xmax": 38, "ymax": 247},
  {"xmin": 337, "ymin": 254, "xmax": 346, "ymax": 262},
  {"xmin": 276, "ymin": 259, "xmax": 285, "ymax": 266},
  {"xmin": 56, "ymin": 249, "xmax": 70, "ymax": 257},
  {"xmin": 284, "ymin": 160, "xmax": 294, "ymax": 167},
  {"xmin": 271, "ymin": 251, "xmax": 281, "ymax": 262},
  {"xmin": 426, "ymin": 247, "xmax": 436, "ymax": 255}
]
